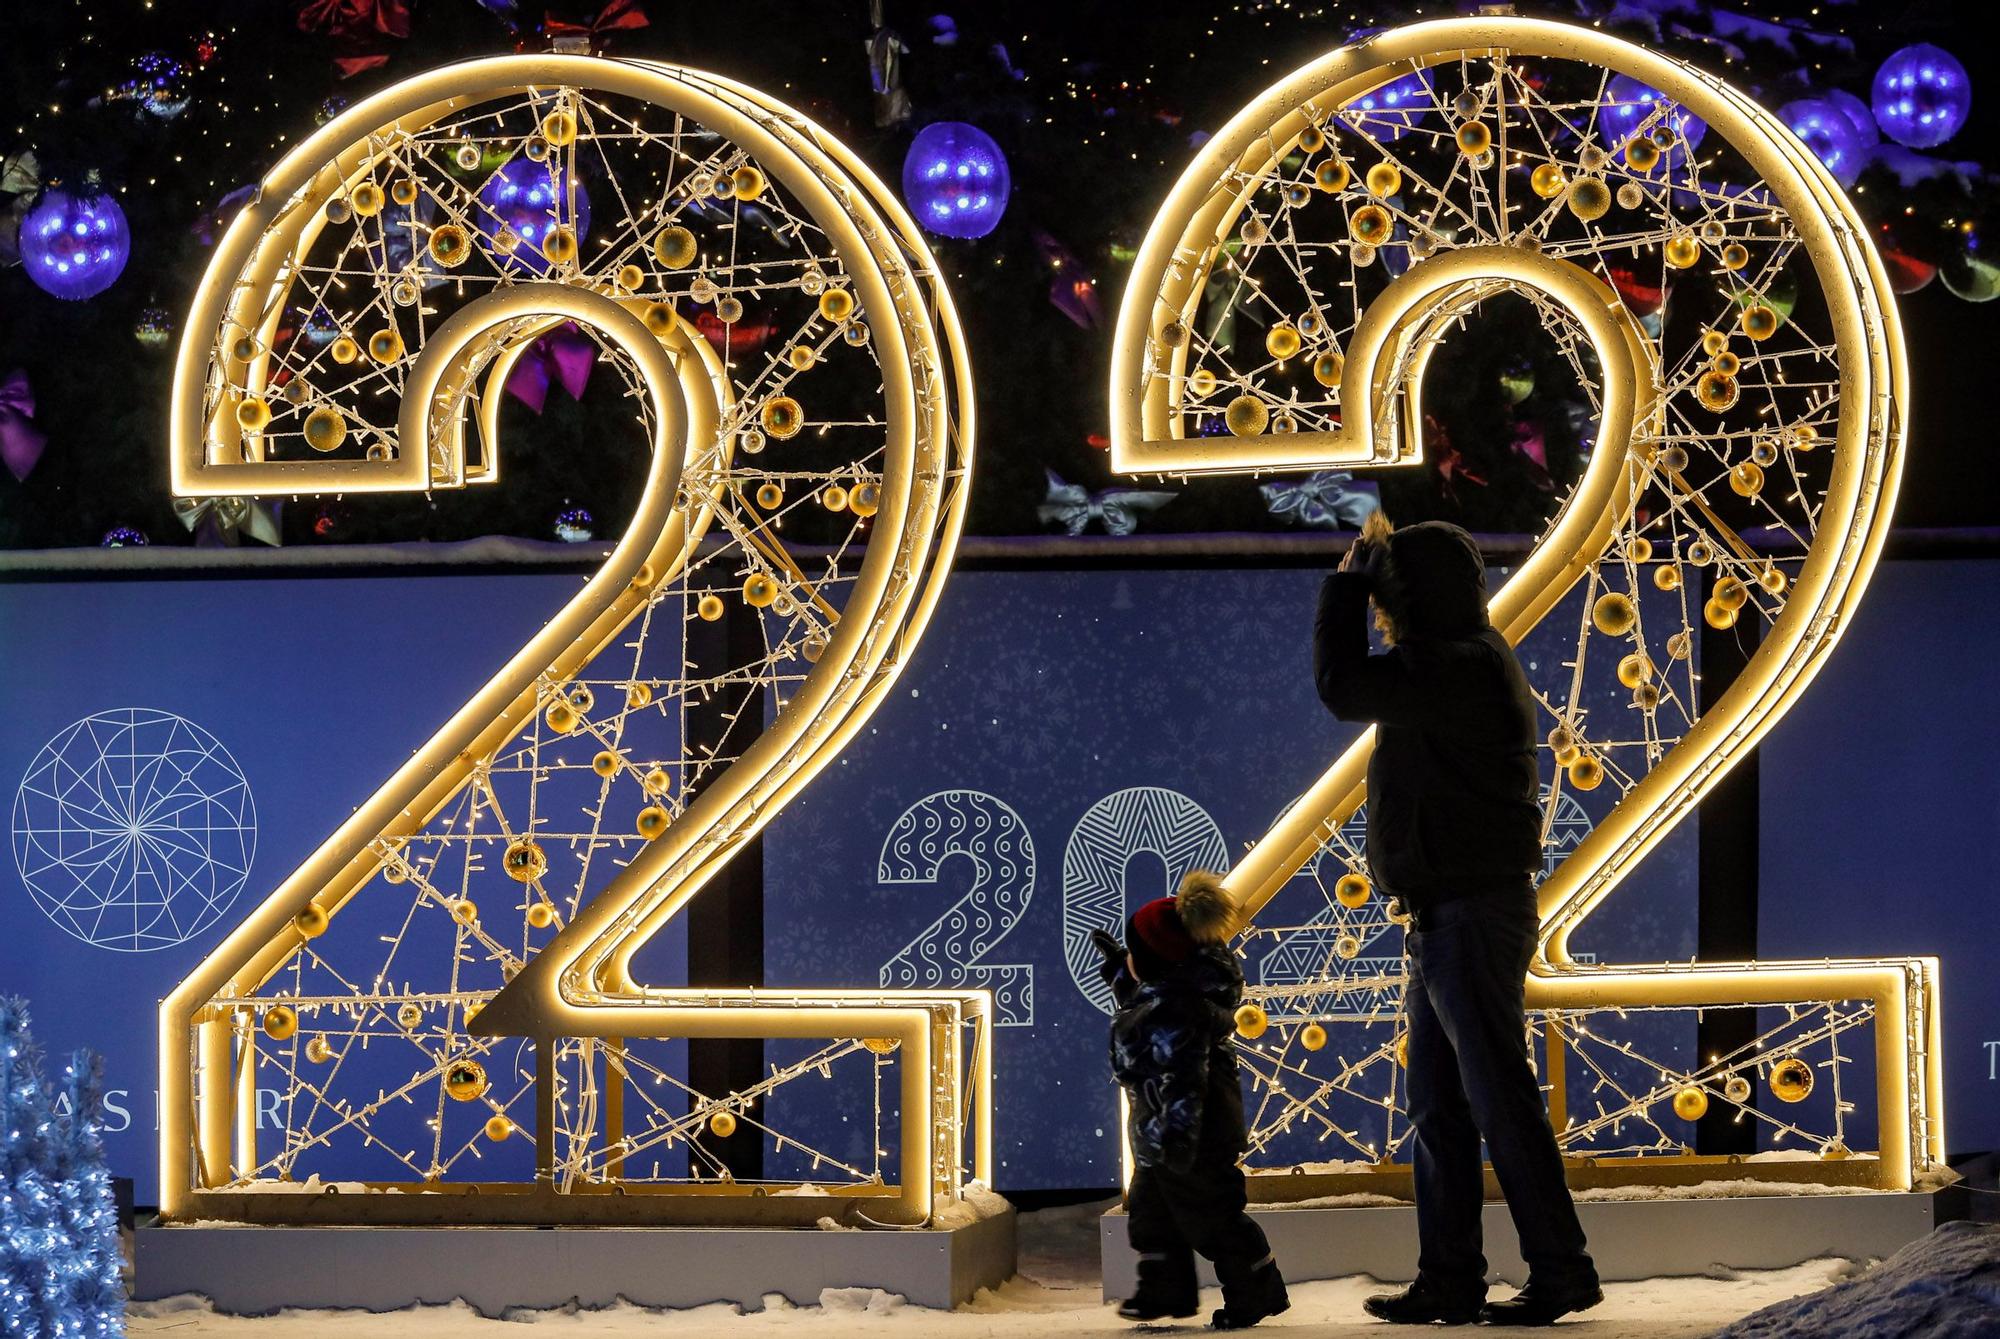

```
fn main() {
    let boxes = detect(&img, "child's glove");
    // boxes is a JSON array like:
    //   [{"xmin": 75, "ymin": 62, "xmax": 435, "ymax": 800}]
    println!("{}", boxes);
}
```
[{"xmin": 1088, "ymin": 928, "xmax": 1125, "ymax": 986}]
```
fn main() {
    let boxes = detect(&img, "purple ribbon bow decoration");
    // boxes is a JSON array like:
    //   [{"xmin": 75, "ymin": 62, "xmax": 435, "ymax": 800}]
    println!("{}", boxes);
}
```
[
  {"xmin": 1260, "ymin": 470, "xmax": 1382, "ymax": 530},
  {"xmin": 505, "ymin": 322, "xmax": 597, "ymax": 414},
  {"xmin": 0, "ymin": 369, "xmax": 47, "ymax": 481},
  {"xmin": 1037, "ymin": 469, "xmax": 1176, "ymax": 537}
]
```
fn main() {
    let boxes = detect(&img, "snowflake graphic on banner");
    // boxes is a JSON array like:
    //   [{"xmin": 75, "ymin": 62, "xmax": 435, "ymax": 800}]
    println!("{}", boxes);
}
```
[{"xmin": 11, "ymin": 709, "xmax": 256, "ymax": 952}]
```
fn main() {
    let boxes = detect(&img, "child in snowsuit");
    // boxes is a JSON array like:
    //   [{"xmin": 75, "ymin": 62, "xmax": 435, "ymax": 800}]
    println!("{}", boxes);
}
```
[
  {"xmin": 1093, "ymin": 872, "xmax": 1289, "ymax": 1331},
  {"xmin": 1317, "ymin": 514, "xmax": 1600, "ymax": 1326}
]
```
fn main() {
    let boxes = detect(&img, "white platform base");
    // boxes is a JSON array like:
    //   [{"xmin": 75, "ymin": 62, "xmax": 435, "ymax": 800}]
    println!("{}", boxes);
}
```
[
  {"xmin": 1100, "ymin": 1190, "xmax": 1961, "ymax": 1300},
  {"xmin": 137, "ymin": 1211, "xmax": 1015, "ymax": 1316}
]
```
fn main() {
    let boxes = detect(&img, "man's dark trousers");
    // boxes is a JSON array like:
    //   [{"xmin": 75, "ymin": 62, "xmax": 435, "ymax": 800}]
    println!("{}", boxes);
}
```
[{"xmin": 1404, "ymin": 888, "xmax": 1594, "ymax": 1299}]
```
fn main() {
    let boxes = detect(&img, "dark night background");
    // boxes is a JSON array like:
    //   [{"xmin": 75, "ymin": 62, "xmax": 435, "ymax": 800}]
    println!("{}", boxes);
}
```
[{"xmin": 2, "ymin": 0, "xmax": 1996, "ymax": 549}]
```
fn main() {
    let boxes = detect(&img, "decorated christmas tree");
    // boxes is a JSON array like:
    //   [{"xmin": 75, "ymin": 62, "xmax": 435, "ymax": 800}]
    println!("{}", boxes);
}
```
[{"xmin": 0, "ymin": 1000, "xmax": 122, "ymax": 1339}]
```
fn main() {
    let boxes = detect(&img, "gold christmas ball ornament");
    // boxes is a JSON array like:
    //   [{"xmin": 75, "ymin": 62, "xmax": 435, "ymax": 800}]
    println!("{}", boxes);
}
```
[
  {"xmin": 1265, "ymin": 323, "xmax": 1301, "ymax": 360},
  {"xmin": 1769, "ymin": 1056, "xmax": 1814, "ymax": 1103},
  {"xmin": 390, "ymin": 277, "xmax": 419, "ymax": 308},
  {"xmin": 1455, "ymin": 121, "xmax": 1491, "ymax": 156},
  {"xmin": 235, "ymin": 396, "xmax": 271, "ymax": 433},
  {"xmin": 803, "ymin": 636, "xmax": 828, "ymax": 663},
  {"xmin": 1234, "ymin": 1003, "xmax": 1270, "ymax": 1039},
  {"xmin": 1529, "ymin": 163, "xmax": 1567, "ymax": 199},
  {"xmin": 1187, "ymin": 367, "xmax": 1218, "ymax": 398},
  {"xmin": 1740, "ymin": 303, "xmax": 1781, "ymax": 341},
  {"xmin": 1312, "ymin": 350, "xmax": 1345, "ymax": 388},
  {"xmin": 540, "ymin": 226, "xmax": 578, "ymax": 265},
  {"xmin": 1697, "ymin": 370, "xmax": 1740, "ymax": 412},
  {"xmin": 493, "ymin": 226, "xmax": 521, "ymax": 255},
  {"xmin": 349, "ymin": 182, "xmax": 385, "ymax": 218},
  {"xmin": 1566, "ymin": 177, "xmax": 1612, "ymax": 222},
  {"xmin": 641, "ymin": 303, "xmax": 679, "ymax": 338},
  {"xmin": 615, "ymin": 263, "xmax": 644, "ymax": 293},
  {"xmin": 653, "ymin": 225, "xmax": 697, "ymax": 268},
  {"xmin": 1297, "ymin": 124, "xmax": 1326, "ymax": 154},
  {"xmin": 1703, "ymin": 597, "xmax": 1738, "ymax": 631},
  {"xmin": 818, "ymin": 287, "xmax": 856, "ymax": 323},
  {"xmin": 1667, "ymin": 630, "xmax": 1693, "ymax": 660},
  {"xmin": 1721, "ymin": 242, "xmax": 1750, "ymax": 271},
  {"xmin": 761, "ymin": 395, "xmax": 804, "ymax": 439},
  {"xmin": 696, "ymin": 593, "xmax": 725, "ymax": 622},
  {"xmin": 1759, "ymin": 565, "xmax": 1789, "ymax": 595},
  {"xmin": 503, "ymin": 838, "xmax": 547, "ymax": 883},
  {"xmin": 1349, "ymin": 204, "xmax": 1393, "ymax": 246},
  {"xmin": 1792, "ymin": 423, "xmax": 1821, "ymax": 451},
  {"xmin": 785, "ymin": 344, "xmax": 817, "ymax": 370},
  {"xmin": 525, "ymin": 901, "xmax": 556, "ymax": 930},
  {"xmin": 1701, "ymin": 328, "xmax": 1729, "ymax": 357},
  {"xmin": 445, "ymin": 1058, "xmax": 489, "ymax": 1102},
  {"xmin": 1632, "ymin": 682, "xmax": 1661, "ymax": 710},
  {"xmin": 1625, "ymin": 135, "xmax": 1662, "ymax": 172},
  {"xmin": 1664, "ymin": 233, "xmax": 1701, "ymax": 269},
  {"xmin": 397, "ymin": 1002, "xmax": 424, "ymax": 1029},
  {"xmin": 1300, "ymin": 1023, "xmax": 1328, "ymax": 1052},
  {"xmin": 1365, "ymin": 162, "xmax": 1401, "ymax": 197},
  {"xmin": 1711, "ymin": 350, "xmax": 1742, "ymax": 377},
  {"xmin": 708, "ymin": 1110, "xmax": 738, "ymax": 1138},
  {"xmin": 262, "ymin": 1005, "xmax": 298, "ymax": 1041},
  {"xmin": 1616, "ymin": 653, "xmax": 1654, "ymax": 688},
  {"xmin": 1750, "ymin": 434, "xmax": 1780, "ymax": 467},
  {"xmin": 1271, "ymin": 412, "xmax": 1298, "ymax": 435},
  {"xmin": 863, "ymin": 1036, "xmax": 901, "ymax": 1055},
  {"xmin": 1729, "ymin": 461, "xmax": 1765, "ymax": 496},
  {"xmin": 1686, "ymin": 537, "xmax": 1714, "ymax": 564},
  {"xmin": 640, "ymin": 768, "xmax": 671, "ymax": 798},
  {"xmin": 742, "ymin": 573, "xmax": 779, "ymax": 608},
  {"xmin": 427, "ymin": 224, "xmax": 470, "ymax": 268},
  {"xmin": 731, "ymin": 164, "xmax": 766, "ymax": 200},
  {"xmin": 754, "ymin": 481, "xmax": 784, "ymax": 510},
  {"xmin": 1395, "ymin": 1034, "xmax": 1410, "ymax": 1068},
  {"xmin": 1158, "ymin": 319, "xmax": 1189, "ymax": 348},
  {"xmin": 305, "ymin": 1036, "xmax": 333, "ymax": 1064},
  {"xmin": 544, "ymin": 699, "xmax": 579, "ymax": 734},
  {"xmin": 1335, "ymin": 934, "xmax": 1362, "ymax": 960},
  {"xmin": 484, "ymin": 1114, "xmax": 515, "ymax": 1142},
  {"xmin": 390, "ymin": 177, "xmax": 419, "ymax": 207},
  {"xmin": 1591, "ymin": 591, "xmax": 1638, "ymax": 637},
  {"xmin": 1672, "ymin": 1087, "xmax": 1710, "ymax": 1121},
  {"xmin": 1314, "ymin": 158, "xmax": 1351, "ymax": 192},
  {"xmin": 636, "ymin": 804, "xmax": 670, "ymax": 840},
  {"xmin": 591, "ymin": 749, "xmax": 621, "ymax": 778},
  {"xmin": 1547, "ymin": 724, "xmax": 1577, "ymax": 757},
  {"xmin": 330, "ymin": 334, "xmax": 360, "ymax": 365},
  {"xmin": 1334, "ymin": 872, "xmax": 1371, "ymax": 909},
  {"xmin": 1626, "ymin": 536, "xmax": 1654, "ymax": 563},
  {"xmin": 540, "ymin": 108, "xmax": 578, "ymax": 147},
  {"xmin": 1714, "ymin": 576, "xmax": 1750, "ymax": 611},
  {"xmin": 1568, "ymin": 754, "xmax": 1606, "ymax": 791},
  {"xmin": 1654, "ymin": 564, "xmax": 1682, "ymax": 592},
  {"xmin": 1225, "ymin": 394, "xmax": 1270, "ymax": 437},
  {"xmin": 368, "ymin": 328, "xmax": 405, "ymax": 364},
  {"xmin": 303, "ymin": 407, "xmax": 347, "ymax": 453},
  {"xmin": 451, "ymin": 898, "xmax": 479, "ymax": 926},
  {"xmin": 626, "ymin": 681, "xmax": 654, "ymax": 710},
  {"xmin": 821, "ymin": 484, "xmax": 849, "ymax": 511},
  {"xmin": 849, "ymin": 481, "xmax": 881, "ymax": 516},
  {"xmin": 295, "ymin": 904, "xmax": 330, "ymax": 939},
  {"xmin": 715, "ymin": 296, "xmax": 744, "ymax": 324},
  {"xmin": 1723, "ymin": 1074, "xmax": 1754, "ymax": 1104}
]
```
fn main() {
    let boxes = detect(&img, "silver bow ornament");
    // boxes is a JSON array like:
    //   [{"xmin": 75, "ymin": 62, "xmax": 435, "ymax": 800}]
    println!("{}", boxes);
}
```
[
  {"xmin": 1037, "ymin": 470, "xmax": 1176, "ymax": 536},
  {"xmin": 1260, "ymin": 471, "xmax": 1382, "ymax": 530}
]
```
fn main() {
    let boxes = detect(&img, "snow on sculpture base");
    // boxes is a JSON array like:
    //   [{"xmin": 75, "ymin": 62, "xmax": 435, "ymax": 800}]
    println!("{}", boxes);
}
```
[
  {"xmin": 136, "ymin": 1208, "xmax": 1015, "ymax": 1317},
  {"xmin": 1100, "ymin": 1184, "xmax": 1965, "ymax": 1299}
]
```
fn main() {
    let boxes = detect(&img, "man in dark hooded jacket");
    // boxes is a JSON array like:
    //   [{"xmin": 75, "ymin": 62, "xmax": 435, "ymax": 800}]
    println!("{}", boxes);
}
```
[
  {"xmin": 1094, "ymin": 876, "xmax": 1289, "ymax": 1330},
  {"xmin": 1315, "ymin": 518, "xmax": 1600, "ymax": 1327}
]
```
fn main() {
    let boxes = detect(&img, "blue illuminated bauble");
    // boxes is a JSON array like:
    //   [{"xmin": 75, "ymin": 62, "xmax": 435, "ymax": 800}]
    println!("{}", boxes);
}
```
[
  {"xmin": 1873, "ymin": 44, "xmax": 1970, "ymax": 149},
  {"xmin": 477, "ymin": 158, "xmax": 592, "ymax": 273},
  {"xmin": 101, "ymin": 527, "xmax": 148, "ymax": 547},
  {"xmin": 127, "ymin": 51, "xmax": 190, "ymax": 120},
  {"xmin": 134, "ymin": 306, "xmax": 174, "ymax": 349},
  {"xmin": 901, "ymin": 122, "xmax": 1010, "ymax": 239},
  {"xmin": 554, "ymin": 507, "xmax": 595, "ymax": 542},
  {"xmin": 1601, "ymin": 74, "xmax": 1708, "ymax": 156},
  {"xmin": 1779, "ymin": 99, "xmax": 1866, "ymax": 187},
  {"xmin": 1347, "ymin": 67, "xmax": 1433, "ymax": 141},
  {"xmin": 1826, "ymin": 89, "xmax": 1880, "ymax": 149},
  {"xmin": 20, "ymin": 188, "xmax": 130, "ymax": 301}
]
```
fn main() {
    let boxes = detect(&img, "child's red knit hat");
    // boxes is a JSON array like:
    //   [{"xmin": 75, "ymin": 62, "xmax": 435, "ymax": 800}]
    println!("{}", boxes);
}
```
[{"xmin": 1128, "ymin": 897, "xmax": 1196, "ymax": 978}]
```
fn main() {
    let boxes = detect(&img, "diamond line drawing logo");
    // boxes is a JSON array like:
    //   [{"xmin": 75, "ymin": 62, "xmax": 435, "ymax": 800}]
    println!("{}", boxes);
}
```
[{"xmin": 11, "ymin": 708, "xmax": 256, "ymax": 952}]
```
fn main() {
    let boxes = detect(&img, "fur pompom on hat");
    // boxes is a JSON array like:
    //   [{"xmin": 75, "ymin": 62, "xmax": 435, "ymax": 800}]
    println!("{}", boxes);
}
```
[{"xmin": 1127, "ymin": 871, "xmax": 1236, "ymax": 978}]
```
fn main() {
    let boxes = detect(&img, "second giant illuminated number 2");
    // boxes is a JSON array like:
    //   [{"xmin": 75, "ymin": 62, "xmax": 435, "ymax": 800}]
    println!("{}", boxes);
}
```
[
  {"xmin": 161, "ymin": 58, "xmax": 981, "ymax": 1226},
  {"xmin": 1111, "ymin": 18, "xmax": 1943, "ymax": 1192}
]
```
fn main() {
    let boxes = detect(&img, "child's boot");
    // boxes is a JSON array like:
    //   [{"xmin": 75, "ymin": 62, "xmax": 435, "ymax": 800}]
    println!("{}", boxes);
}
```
[
  {"xmin": 1210, "ymin": 1255, "xmax": 1289, "ymax": 1330},
  {"xmin": 1118, "ymin": 1249, "xmax": 1200, "ymax": 1322}
]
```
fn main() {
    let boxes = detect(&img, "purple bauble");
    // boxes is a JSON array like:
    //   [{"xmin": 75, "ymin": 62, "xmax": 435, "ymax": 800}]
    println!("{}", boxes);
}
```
[
  {"xmin": 21, "ymin": 188, "xmax": 130, "ymax": 301},
  {"xmin": 1825, "ymin": 89, "xmax": 1880, "ymax": 149},
  {"xmin": 902, "ymin": 122, "xmax": 1010, "ymax": 239},
  {"xmin": 477, "ymin": 158, "xmax": 591, "ymax": 274},
  {"xmin": 1779, "ymin": 98, "xmax": 1866, "ymax": 188},
  {"xmin": 1872, "ymin": 44, "xmax": 1970, "ymax": 150}
]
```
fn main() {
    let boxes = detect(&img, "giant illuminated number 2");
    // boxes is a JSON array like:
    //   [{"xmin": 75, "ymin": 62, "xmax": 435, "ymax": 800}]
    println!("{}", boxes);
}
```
[
  {"xmin": 161, "ymin": 58, "xmax": 980, "ymax": 1225},
  {"xmin": 1111, "ymin": 18, "xmax": 1943, "ymax": 1189}
]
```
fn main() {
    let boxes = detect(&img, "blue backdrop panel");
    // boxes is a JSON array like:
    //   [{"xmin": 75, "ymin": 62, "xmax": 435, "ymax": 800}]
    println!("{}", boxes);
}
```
[
  {"xmin": 0, "ymin": 571, "xmax": 689, "ymax": 1204},
  {"xmin": 1759, "ymin": 558, "xmax": 2000, "ymax": 1156},
  {"xmin": 763, "ymin": 568, "xmax": 1697, "ymax": 1190}
]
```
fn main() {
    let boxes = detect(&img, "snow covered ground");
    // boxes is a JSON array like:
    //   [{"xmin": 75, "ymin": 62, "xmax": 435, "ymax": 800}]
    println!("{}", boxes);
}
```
[{"xmin": 125, "ymin": 1199, "xmax": 1864, "ymax": 1338}]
